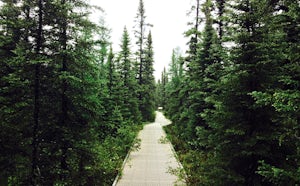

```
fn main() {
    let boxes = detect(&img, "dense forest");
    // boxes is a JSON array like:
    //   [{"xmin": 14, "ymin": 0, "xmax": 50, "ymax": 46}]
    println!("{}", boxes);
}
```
[
  {"xmin": 0, "ymin": 0, "xmax": 156, "ymax": 185},
  {"xmin": 158, "ymin": 0, "xmax": 300, "ymax": 185},
  {"xmin": 1, "ymin": 0, "xmax": 299, "ymax": 185}
]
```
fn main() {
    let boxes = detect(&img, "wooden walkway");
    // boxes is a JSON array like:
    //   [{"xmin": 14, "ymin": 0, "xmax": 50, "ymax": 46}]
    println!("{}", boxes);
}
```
[{"xmin": 114, "ymin": 112, "xmax": 185, "ymax": 186}]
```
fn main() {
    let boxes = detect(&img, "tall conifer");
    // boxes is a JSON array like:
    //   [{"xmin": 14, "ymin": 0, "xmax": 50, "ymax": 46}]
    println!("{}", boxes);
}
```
[
  {"xmin": 119, "ymin": 27, "xmax": 141, "ymax": 123},
  {"xmin": 134, "ymin": 0, "xmax": 155, "ymax": 121}
]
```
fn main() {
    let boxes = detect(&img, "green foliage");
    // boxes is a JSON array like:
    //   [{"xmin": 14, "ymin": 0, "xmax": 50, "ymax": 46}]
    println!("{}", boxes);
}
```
[
  {"xmin": 161, "ymin": 0, "xmax": 300, "ymax": 185},
  {"xmin": 134, "ymin": 0, "xmax": 156, "ymax": 122},
  {"xmin": 118, "ymin": 27, "xmax": 142, "ymax": 124},
  {"xmin": 257, "ymin": 160, "xmax": 300, "ymax": 185},
  {"xmin": 0, "ymin": 0, "xmax": 146, "ymax": 185}
]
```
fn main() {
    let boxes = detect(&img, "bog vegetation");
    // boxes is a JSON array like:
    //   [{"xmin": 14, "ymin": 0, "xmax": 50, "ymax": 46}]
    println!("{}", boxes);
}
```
[
  {"xmin": 1, "ymin": 0, "xmax": 299, "ymax": 185},
  {"xmin": 157, "ymin": 0, "xmax": 300, "ymax": 185},
  {"xmin": 0, "ymin": 0, "xmax": 155, "ymax": 185}
]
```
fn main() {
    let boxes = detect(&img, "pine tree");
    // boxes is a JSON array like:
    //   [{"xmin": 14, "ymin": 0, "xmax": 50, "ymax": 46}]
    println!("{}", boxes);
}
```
[
  {"xmin": 134, "ymin": 0, "xmax": 147, "ymax": 87},
  {"xmin": 201, "ymin": 0, "xmax": 289, "ymax": 184},
  {"xmin": 140, "ymin": 31, "xmax": 156, "ymax": 121},
  {"xmin": 0, "ymin": 1, "xmax": 33, "ymax": 184},
  {"xmin": 174, "ymin": 0, "xmax": 220, "ymax": 147},
  {"xmin": 157, "ymin": 0, "xmax": 299, "ymax": 185},
  {"xmin": 0, "ymin": 0, "xmax": 111, "ymax": 184},
  {"xmin": 39, "ymin": 0, "xmax": 106, "ymax": 184},
  {"xmin": 154, "ymin": 67, "xmax": 168, "ymax": 110},
  {"xmin": 134, "ymin": 0, "xmax": 154, "ymax": 121},
  {"xmin": 164, "ymin": 48, "xmax": 184, "ymax": 122},
  {"xmin": 185, "ymin": 0, "xmax": 201, "ymax": 66},
  {"xmin": 215, "ymin": 0, "xmax": 225, "ymax": 39},
  {"xmin": 250, "ymin": 0, "xmax": 300, "ymax": 184},
  {"xmin": 170, "ymin": 0, "xmax": 203, "ymax": 144},
  {"xmin": 161, "ymin": 67, "xmax": 168, "ymax": 108},
  {"xmin": 0, "ymin": 0, "xmax": 149, "ymax": 185},
  {"xmin": 154, "ymin": 79, "xmax": 163, "ymax": 108},
  {"xmin": 106, "ymin": 46, "xmax": 123, "ymax": 128},
  {"xmin": 97, "ymin": 17, "xmax": 111, "ymax": 66},
  {"xmin": 31, "ymin": 0, "xmax": 43, "ymax": 183},
  {"xmin": 118, "ymin": 27, "xmax": 141, "ymax": 123}
]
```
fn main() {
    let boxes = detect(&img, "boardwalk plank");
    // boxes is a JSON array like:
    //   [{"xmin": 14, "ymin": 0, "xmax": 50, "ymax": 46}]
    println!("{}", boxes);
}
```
[{"xmin": 116, "ymin": 112, "xmax": 185, "ymax": 186}]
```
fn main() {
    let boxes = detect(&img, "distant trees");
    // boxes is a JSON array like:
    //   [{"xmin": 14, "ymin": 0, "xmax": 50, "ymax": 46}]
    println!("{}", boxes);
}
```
[
  {"xmin": 163, "ymin": 48, "xmax": 184, "ymax": 124},
  {"xmin": 161, "ymin": 0, "xmax": 300, "ymax": 185}
]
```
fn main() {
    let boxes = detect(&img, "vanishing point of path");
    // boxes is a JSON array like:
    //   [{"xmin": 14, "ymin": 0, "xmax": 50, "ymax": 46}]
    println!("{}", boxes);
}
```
[{"xmin": 115, "ymin": 111, "xmax": 185, "ymax": 186}]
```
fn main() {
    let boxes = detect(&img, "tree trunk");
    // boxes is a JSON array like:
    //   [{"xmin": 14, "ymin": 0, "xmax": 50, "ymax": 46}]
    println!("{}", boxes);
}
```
[
  {"xmin": 31, "ymin": 0, "xmax": 43, "ymax": 184},
  {"xmin": 216, "ymin": 0, "xmax": 225, "ymax": 39},
  {"xmin": 60, "ymin": 0, "xmax": 69, "ymax": 180}
]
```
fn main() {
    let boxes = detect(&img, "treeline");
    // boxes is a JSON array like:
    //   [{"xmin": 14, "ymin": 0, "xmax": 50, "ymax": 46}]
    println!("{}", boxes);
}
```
[
  {"xmin": 158, "ymin": 0, "xmax": 299, "ymax": 185},
  {"xmin": 0, "ymin": 0, "xmax": 155, "ymax": 185}
]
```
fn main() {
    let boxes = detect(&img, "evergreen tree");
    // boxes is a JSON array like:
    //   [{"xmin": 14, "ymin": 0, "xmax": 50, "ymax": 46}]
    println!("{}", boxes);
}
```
[
  {"xmin": 0, "ymin": 0, "xmax": 111, "ymax": 184},
  {"xmin": 134, "ymin": 0, "xmax": 147, "ymax": 86},
  {"xmin": 169, "ymin": 0, "xmax": 203, "ymax": 145},
  {"xmin": 154, "ymin": 79, "xmax": 163, "ymax": 108},
  {"xmin": 195, "ymin": 0, "xmax": 298, "ymax": 184},
  {"xmin": 209, "ymin": 0, "xmax": 272, "ymax": 184},
  {"xmin": 215, "ymin": 0, "xmax": 226, "ymax": 39},
  {"xmin": 185, "ymin": 0, "xmax": 201, "ymax": 65},
  {"xmin": 0, "ymin": 1, "xmax": 33, "ymax": 184},
  {"xmin": 31, "ymin": 0, "xmax": 43, "ymax": 183},
  {"xmin": 134, "ymin": 0, "xmax": 154, "ymax": 121},
  {"xmin": 158, "ymin": 0, "xmax": 299, "ymax": 185},
  {"xmin": 118, "ymin": 27, "xmax": 141, "ymax": 123},
  {"xmin": 250, "ymin": 0, "xmax": 300, "ymax": 184},
  {"xmin": 97, "ymin": 16, "xmax": 111, "ymax": 66},
  {"xmin": 187, "ymin": 0, "xmax": 219, "ymax": 141},
  {"xmin": 164, "ymin": 48, "xmax": 184, "ymax": 122},
  {"xmin": 140, "ymin": 31, "xmax": 156, "ymax": 121},
  {"xmin": 161, "ymin": 67, "xmax": 168, "ymax": 108},
  {"xmin": 106, "ymin": 46, "xmax": 123, "ymax": 130}
]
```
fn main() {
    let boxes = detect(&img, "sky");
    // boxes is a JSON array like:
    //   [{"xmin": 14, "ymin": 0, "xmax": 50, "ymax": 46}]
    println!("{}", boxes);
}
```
[{"xmin": 89, "ymin": 0, "xmax": 191, "ymax": 80}]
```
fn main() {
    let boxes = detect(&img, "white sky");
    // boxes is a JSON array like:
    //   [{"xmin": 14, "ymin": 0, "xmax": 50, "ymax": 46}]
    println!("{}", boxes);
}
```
[{"xmin": 89, "ymin": 0, "xmax": 190, "ymax": 80}]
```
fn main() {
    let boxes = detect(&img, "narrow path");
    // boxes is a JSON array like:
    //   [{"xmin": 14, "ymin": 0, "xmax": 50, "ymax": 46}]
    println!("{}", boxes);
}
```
[{"xmin": 115, "ymin": 112, "xmax": 185, "ymax": 186}]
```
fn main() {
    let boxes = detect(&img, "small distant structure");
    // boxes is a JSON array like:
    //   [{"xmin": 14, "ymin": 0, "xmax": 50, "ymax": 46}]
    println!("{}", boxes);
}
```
[{"xmin": 158, "ymin": 107, "xmax": 163, "ymax": 111}]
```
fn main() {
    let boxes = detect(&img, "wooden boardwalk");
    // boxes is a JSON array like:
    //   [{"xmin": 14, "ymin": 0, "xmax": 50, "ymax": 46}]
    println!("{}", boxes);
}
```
[{"xmin": 115, "ymin": 112, "xmax": 185, "ymax": 186}]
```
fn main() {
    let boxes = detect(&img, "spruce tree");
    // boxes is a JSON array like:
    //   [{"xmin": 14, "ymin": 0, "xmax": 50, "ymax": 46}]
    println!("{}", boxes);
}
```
[
  {"xmin": 134, "ymin": 0, "xmax": 147, "ymax": 87},
  {"xmin": 0, "ymin": 0, "xmax": 110, "ymax": 184},
  {"xmin": 118, "ymin": 27, "xmax": 141, "ymax": 123},
  {"xmin": 161, "ymin": 67, "xmax": 168, "ymax": 109},
  {"xmin": 0, "ymin": 1, "xmax": 32, "ymax": 184},
  {"xmin": 185, "ymin": 0, "xmax": 201, "ymax": 66},
  {"xmin": 106, "ymin": 46, "xmax": 124, "ymax": 130},
  {"xmin": 134, "ymin": 0, "xmax": 154, "ymax": 121},
  {"xmin": 158, "ymin": 0, "xmax": 299, "ymax": 185},
  {"xmin": 97, "ymin": 17, "xmax": 111, "ymax": 66},
  {"xmin": 201, "ymin": 0, "xmax": 287, "ymax": 184},
  {"xmin": 250, "ymin": 0, "xmax": 300, "ymax": 184},
  {"xmin": 164, "ymin": 48, "xmax": 184, "ymax": 122},
  {"xmin": 141, "ymin": 31, "xmax": 156, "ymax": 121},
  {"xmin": 171, "ymin": 0, "xmax": 202, "ymax": 144},
  {"xmin": 154, "ymin": 79, "xmax": 163, "ymax": 108}
]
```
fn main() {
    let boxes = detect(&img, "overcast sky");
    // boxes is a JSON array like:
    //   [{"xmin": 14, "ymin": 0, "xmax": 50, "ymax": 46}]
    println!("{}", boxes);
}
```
[{"xmin": 89, "ymin": 0, "xmax": 190, "ymax": 80}]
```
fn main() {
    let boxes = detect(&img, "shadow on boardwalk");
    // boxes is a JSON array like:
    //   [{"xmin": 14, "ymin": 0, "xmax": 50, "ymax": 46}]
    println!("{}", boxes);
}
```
[{"xmin": 114, "ymin": 111, "xmax": 185, "ymax": 186}]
